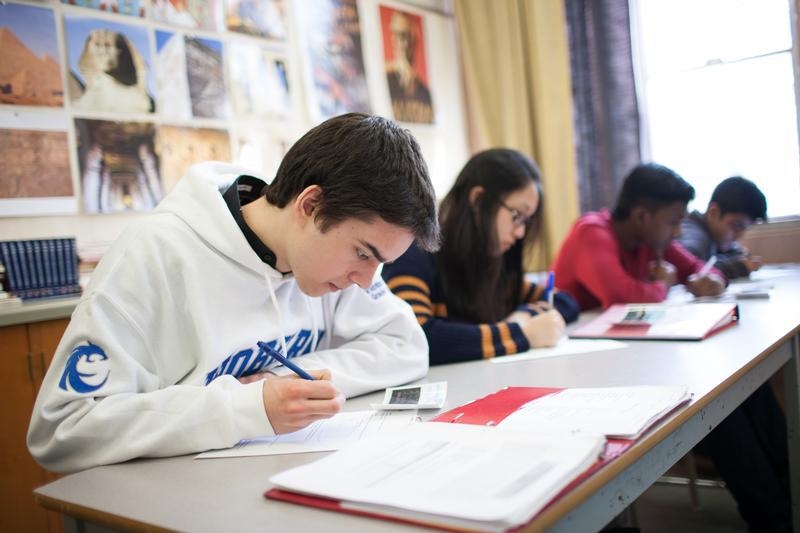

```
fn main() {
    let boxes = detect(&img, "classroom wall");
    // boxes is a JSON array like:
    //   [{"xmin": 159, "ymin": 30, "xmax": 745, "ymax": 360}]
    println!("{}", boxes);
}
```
[{"xmin": 0, "ymin": 0, "xmax": 469, "ymax": 254}]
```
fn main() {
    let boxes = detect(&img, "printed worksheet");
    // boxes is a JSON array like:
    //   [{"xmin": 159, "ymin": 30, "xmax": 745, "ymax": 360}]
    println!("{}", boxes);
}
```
[{"xmin": 196, "ymin": 410, "xmax": 418, "ymax": 458}]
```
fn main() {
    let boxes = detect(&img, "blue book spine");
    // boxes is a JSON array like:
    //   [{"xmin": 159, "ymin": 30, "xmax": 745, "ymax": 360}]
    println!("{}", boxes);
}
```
[
  {"xmin": 54, "ymin": 239, "xmax": 66, "ymax": 289},
  {"xmin": 16, "ymin": 241, "xmax": 31, "ymax": 293},
  {"xmin": 67, "ymin": 238, "xmax": 78, "ymax": 286},
  {"xmin": 33, "ymin": 240, "xmax": 47, "ymax": 290},
  {"xmin": 42, "ymin": 239, "xmax": 55, "ymax": 288}
]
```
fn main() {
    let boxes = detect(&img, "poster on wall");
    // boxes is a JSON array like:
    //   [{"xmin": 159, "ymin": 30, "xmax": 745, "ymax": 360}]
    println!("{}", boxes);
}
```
[
  {"xmin": 64, "ymin": 15, "xmax": 156, "ymax": 114},
  {"xmin": 61, "ymin": 0, "xmax": 146, "ymax": 18},
  {"xmin": 379, "ymin": 5, "xmax": 433, "ymax": 124},
  {"xmin": 185, "ymin": 36, "xmax": 229, "ymax": 119},
  {"xmin": 0, "ymin": 128, "xmax": 75, "ymax": 217},
  {"xmin": 151, "ymin": 0, "xmax": 223, "ymax": 31},
  {"xmin": 228, "ymin": 41, "xmax": 290, "ymax": 119},
  {"xmin": 155, "ymin": 30, "xmax": 192, "ymax": 119},
  {"xmin": 298, "ymin": 0, "xmax": 371, "ymax": 120},
  {"xmin": 75, "ymin": 119, "xmax": 163, "ymax": 214},
  {"xmin": 155, "ymin": 125, "xmax": 231, "ymax": 192},
  {"xmin": 225, "ymin": 0, "xmax": 286, "ymax": 40},
  {"xmin": 0, "ymin": 3, "xmax": 64, "ymax": 107}
]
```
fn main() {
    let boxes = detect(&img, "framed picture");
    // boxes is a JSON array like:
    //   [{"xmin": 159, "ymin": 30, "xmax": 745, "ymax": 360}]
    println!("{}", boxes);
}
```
[{"xmin": 379, "ymin": 5, "xmax": 433, "ymax": 123}]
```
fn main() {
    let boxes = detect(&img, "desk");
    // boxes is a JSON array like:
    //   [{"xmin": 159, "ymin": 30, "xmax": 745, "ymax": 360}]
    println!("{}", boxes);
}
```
[{"xmin": 33, "ymin": 266, "xmax": 800, "ymax": 532}]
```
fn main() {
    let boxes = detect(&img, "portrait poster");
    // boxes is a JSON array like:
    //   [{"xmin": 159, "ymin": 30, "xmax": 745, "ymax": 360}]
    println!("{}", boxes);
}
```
[
  {"xmin": 151, "ymin": 0, "xmax": 223, "ymax": 31},
  {"xmin": 184, "ymin": 36, "xmax": 229, "ymax": 119},
  {"xmin": 64, "ymin": 15, "xmax": 155, "ymax": 114},
  {"xmin": 0, "ymin": 128, "xmax": 75, "ymax": 217},
  {"xmin": 0, "ymin": 3, "xmax": 63, "ymax": 107},
  {"xmin": 298, "ymin": 0, "xmax": 371, "ymax": 119},
  {"xmin": 75, "ymin": 119, "xmax": 163, "ymax": 214},
  {"xmin": 379, "ymin": 5, "xmax": 433, "ymax": 123},
  {"xmin": 155, "ymin": 30, "xmax": 192, "ymax": 119},
  {"xmin": 225, "ymin": 0, "xmax": 286, "ymax": 40},
  {"xmin": 228, "ymin": 41, "xmax": 290, "ymax": 119},
  {"xmin": 61, "ymin": 0, "xmax": 146, "ymax": 19},
  {"xmin": 155, "ymin": 125, "xmax": 231, "ymax": 192}
]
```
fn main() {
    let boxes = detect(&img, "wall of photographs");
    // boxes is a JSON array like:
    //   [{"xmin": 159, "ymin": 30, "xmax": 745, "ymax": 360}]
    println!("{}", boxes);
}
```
[{"xmin": 0, "ymin": 0, "xmax": 468, "ymax": 253}]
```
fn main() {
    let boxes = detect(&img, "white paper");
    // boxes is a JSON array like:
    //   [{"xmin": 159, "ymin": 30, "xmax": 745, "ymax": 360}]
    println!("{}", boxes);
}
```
[
  {"xmin": 196, "ymin": 410, "xmax": 418, "ymax": 458},
  {"xmin": 490, "ymin": 339, "xmax": 627, "ymax": 364},
  {"xmin": 270, "ymin": 422, "xmax": 605, "ymax": 532},
  {"xmin": 371, "ymin": 381, "xmax": 447, "ymax": 410},
  {"xmin": 498, "ymin": 385, "xmax": 690, "ymax": 439}
]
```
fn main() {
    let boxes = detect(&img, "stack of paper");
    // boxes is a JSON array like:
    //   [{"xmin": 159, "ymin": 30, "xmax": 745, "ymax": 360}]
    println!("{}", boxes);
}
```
[
  {"xmin": 497, "ymin": 385, "xmax": 691, "ymax": 439},
  {"xmin": 268, "ymin": 422, "xmax": 605, "ymax": 533}
]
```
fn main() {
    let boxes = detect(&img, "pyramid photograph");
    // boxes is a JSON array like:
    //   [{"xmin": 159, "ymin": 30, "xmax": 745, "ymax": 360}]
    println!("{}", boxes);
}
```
[{"xmin": 0, "ymin": 4, "xmax": 63, "ymax": 107}]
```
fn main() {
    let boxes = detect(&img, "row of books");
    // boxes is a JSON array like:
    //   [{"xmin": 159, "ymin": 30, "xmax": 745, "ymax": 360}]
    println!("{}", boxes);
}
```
[{"xmin": 0, "ymin": 238, "xmax": 81, "ymax": 301}]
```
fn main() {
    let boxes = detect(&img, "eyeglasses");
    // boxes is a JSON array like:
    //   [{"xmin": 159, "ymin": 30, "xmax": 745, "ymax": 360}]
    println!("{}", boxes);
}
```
[{"xmin": 498, "ymin": 201, "xmax": 533, "ymax": 228}]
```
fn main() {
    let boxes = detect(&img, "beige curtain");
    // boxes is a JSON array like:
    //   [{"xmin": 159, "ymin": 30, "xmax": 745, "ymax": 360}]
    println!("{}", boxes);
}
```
[{"xmin": 455, "ymin": 0, "xmax": 579, "ymax": 271}]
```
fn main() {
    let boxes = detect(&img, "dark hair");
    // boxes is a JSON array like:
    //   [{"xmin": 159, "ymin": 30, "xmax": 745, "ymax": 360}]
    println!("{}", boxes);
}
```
[
  {"xmin": 436, "ymin": 148, "xmax": 543, "ymax": 323},
  {"xmin": 612, "ymin": 163, "xmax": 695, "ymax": 220},
  {"xmin": 710, "ymin": 176, "xmax": 767, "ymax": 221},
  {"xmin": 266, "ymin": 113, "xmax": 440, "ymax": 251}
]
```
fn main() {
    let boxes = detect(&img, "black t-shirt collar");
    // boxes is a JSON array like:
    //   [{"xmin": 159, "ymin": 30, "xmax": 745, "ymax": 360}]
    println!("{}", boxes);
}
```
[{"xmin": 221, "ymin": 175, "xmax": 277, "ymax": 268}]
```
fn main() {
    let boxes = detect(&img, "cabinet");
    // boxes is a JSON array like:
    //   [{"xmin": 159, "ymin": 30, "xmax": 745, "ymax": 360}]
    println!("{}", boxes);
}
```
[{"xmin": 1, "ymin": 318, "xmax": 68, "ymax": 533}]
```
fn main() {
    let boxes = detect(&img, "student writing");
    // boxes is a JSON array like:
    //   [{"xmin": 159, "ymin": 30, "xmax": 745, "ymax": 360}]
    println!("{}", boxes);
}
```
[
  {"xmin": 678, "ymin": 176, "xmax": 767, "ymax": 279},
  {"xmin": 382, "ymin": 149, "xmax": 579, "ymax": 365},
  {"xmin": 552, "ymin": 162, "xmax": 726, "ymax": 311},
  {"xmin": 552, "ymin": 162, "xmax": 791, "ymax": 533},
  {"xmin": 27, "ymin": 113, "xmax": 440, "ymax": 473}
]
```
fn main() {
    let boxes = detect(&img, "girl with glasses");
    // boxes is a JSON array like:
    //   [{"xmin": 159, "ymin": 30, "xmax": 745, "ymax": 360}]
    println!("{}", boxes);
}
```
[{"xmin": 382, "ymin": 148, "xmax": 579, "ymax": 364}]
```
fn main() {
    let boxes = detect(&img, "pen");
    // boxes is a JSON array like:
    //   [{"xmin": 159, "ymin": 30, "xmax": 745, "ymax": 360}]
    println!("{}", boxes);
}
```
[
  {"xmin": 698, "ymin": 255, "xmax": 718, "ymax": 277},
  {"xmin": 545, "ymin": 271, "xmax": 555, "ymax": 307},
  {"xmin": 257, "ymin": 341, "xmax": 315, "ymax": 381}
]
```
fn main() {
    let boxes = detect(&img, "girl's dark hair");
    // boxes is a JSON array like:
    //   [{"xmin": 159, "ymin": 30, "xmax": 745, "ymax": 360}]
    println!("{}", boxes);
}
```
[
  {"xmin": 436, "ymin": 148, "xmax": 543, "ymax": 323},
  {"xmin": 265, "ymin": 113, "xmax": 440, "ymax": 251}
]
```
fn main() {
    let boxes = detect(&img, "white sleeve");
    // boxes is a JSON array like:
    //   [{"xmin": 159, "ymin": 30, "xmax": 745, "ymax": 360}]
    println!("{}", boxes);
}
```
[
  {"xmin": 272, "ymin": 275, "xmax": 429, "ymax": 398},
  {"xmin": 27, "ymin": 291, "xmax": 271, "ymax": 474}
]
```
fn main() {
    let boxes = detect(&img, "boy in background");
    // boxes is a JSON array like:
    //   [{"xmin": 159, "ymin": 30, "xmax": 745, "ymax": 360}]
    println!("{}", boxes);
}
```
[
  {"xmin": 553, "ymin": 163, "xmax": 790, "ymax": 533},
  {"xmin": 28, "ymin": 113, "xmax": 440, "ymax": 473},
  {"xmin": 678, "ymin": 176, "xmax": 767, "ymax": 279},
  {"xmin": 552, "ymin": 162, "xmax": 725, "ymax": 311}
]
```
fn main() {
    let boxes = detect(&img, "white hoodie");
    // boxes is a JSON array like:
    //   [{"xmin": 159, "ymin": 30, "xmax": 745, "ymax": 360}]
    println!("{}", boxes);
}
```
[{"xmin": 27, "ymin": 162, "xmax": 429, "ymax": 473}]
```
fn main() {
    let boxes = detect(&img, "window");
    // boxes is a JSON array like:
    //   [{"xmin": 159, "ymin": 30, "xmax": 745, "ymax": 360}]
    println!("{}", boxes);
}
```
[{"xmin": 632, "ymin": 0, "xmax": 800, "ymax": 219}]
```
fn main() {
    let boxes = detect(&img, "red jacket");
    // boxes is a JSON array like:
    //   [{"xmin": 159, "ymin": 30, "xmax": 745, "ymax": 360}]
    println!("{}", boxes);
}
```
[{"xmin": 552, "ymin": 210, "xmax": 725, "ymax": 310}]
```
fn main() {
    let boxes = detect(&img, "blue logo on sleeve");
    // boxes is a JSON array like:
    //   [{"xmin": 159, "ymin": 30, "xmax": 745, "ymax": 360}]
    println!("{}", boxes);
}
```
[{"xmin": 58, "ymin": 343, "xmax": 110, "ymax": 393}]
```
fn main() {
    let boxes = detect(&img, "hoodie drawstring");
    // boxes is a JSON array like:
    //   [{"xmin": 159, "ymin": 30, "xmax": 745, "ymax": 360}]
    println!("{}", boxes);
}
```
[{"xmin": 264, "ymin": 272, "xmax": 290, "ymax": 357}]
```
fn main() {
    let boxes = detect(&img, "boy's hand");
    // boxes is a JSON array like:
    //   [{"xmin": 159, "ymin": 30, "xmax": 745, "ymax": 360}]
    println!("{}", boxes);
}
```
[
  {"xmin": 261, "ymin": 370, "xmax": 343, "ymax": 434},
  {"xmin": 686, "ymin": 273, "xmax": 726, "ymax": 297},
  {"xmin": 742, "ymin": 254, "xmax": 763, "ymax": 273},
  {"xmin": 648, "ymin": 260, "xmax": 677, "ymax": 287}
]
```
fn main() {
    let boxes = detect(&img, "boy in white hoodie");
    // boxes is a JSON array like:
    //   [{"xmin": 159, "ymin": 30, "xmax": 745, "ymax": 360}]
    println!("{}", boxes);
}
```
[{"xmin": 28, "ymin": 113, "xmax": 440, "ymax": 473}]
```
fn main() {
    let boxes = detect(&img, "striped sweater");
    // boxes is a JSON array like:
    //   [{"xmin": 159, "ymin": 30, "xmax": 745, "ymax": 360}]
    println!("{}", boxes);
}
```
[{"xmin": 382, "ymin": 243, "xmax": 580, "ymax": 365}]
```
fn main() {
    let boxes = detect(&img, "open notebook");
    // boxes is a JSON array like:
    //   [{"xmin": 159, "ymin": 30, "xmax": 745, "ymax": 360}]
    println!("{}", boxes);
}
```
[
  {"xmin": 266, "ymin": 385, "xmax": 690, "ymax": 532},
  {"xmin": 268, "ymin": 423, "xmax": 605, "ymax": 533},
  {"xmin": 570, "ymin": 302, "xmax": 739, "ymax": 341}
]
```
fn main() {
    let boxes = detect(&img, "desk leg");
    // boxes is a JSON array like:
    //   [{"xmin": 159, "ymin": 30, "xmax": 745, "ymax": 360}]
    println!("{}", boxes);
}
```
[{"xmin": 786, "ymin": 333, "xmax": 800, "ymax": 532}]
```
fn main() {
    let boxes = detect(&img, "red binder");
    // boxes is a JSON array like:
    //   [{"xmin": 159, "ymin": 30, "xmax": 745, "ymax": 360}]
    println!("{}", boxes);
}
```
[{"xmin": 570, "ymin": 303, "xmax": 739, "ymax": 341}]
